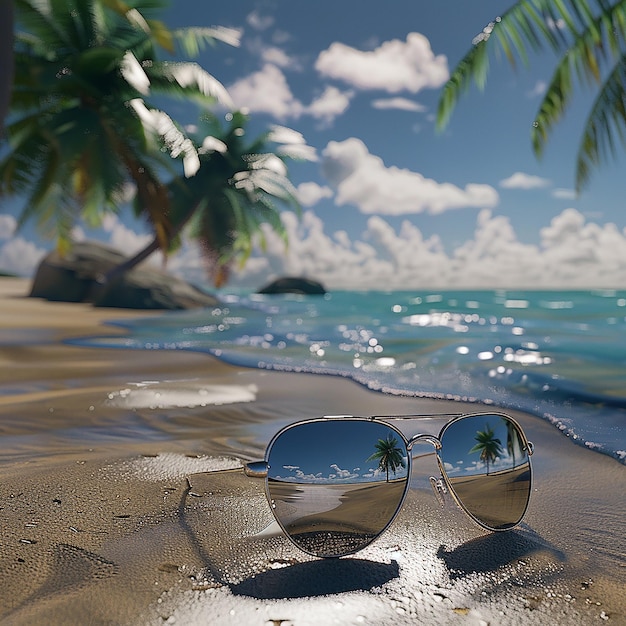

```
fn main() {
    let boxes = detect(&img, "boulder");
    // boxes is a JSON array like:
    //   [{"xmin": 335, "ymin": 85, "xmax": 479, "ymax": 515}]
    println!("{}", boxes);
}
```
[
  {"xmin": 30, "ymin": 241, "xmax": 218, "ymax": 310},
  {"xmin": 257, "ymin": 276, "xmax": 327, "ymax": 295}
]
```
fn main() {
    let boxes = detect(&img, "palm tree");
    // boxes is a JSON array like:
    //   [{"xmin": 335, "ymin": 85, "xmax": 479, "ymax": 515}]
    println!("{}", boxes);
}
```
[
  {"xmin": 505, "ymin": 418, "xmax": 519, "ymax": 467},
  {"xmin": 469, "ymin": 424, "xmax": 504, "ymax": 475},
  {"xmin": 367, "ymin": 434, "xmax": 407, "ymax": 482},
  {"xmin": 436, "ymin": 0, "xmax": 626, "ymax": 192},
  {"xmin": 106, "ymin": 111, "xmax": 306, "ymax": 287},
  {"xmin": 1, "ymin": 0, "xmax": 236, "ymax": 255}
]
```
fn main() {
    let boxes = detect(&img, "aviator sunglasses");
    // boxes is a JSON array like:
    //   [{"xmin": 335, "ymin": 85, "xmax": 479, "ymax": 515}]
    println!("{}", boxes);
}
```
[{"xmin": 241, "ymin": 412, "xmax": 534, "ymax": 558}]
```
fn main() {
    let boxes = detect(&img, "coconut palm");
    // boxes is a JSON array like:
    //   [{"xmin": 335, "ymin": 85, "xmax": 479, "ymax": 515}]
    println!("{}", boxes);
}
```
[
  {"xmin": 106, "ymin": 111, "xmax": 308, "ymax": 287},
  {"xmin": 505, "ymin": 418, "xmax": 519, "ymax": 466},
  {"xmin": 436, "ymin": 0, "xmax": 626, "ymax": 192},
  {"xmin": 1, "ymin": 0, "xmax": 236, "ymax": 254},
  {"xmin": 469, "ymin": 424, "xmax": 504, "ymax": 475},
  {"xmin": 367, "ymin": 434, "xmax": 407, "ymax": 483}
]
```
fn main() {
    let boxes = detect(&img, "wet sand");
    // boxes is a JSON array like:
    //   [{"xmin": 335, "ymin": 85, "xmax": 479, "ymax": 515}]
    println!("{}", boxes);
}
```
[{"xmin": 0, "ymin": 276, "xmax": 625, "ymax": 625}]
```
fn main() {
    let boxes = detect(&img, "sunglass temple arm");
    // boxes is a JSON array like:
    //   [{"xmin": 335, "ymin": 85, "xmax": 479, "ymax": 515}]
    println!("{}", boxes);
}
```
[{"xmin": 244, "ymin": 460, "xmax": 268, "ymax": 478}]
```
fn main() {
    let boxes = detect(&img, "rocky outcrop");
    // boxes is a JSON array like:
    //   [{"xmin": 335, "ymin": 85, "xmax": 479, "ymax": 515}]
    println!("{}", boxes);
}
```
[
  {"xmin": 257, "ymin": 276, "xmax": 327, "ymax": 295},
  {"xmin": 30, "ymin": 241, "xmax": 218, "ymax": 310}
]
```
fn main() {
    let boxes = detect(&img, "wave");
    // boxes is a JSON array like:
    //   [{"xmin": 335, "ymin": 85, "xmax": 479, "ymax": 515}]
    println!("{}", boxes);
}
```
[{"xmin": 68, "ymin": 289, "xmax": 626, "ymax": 465}]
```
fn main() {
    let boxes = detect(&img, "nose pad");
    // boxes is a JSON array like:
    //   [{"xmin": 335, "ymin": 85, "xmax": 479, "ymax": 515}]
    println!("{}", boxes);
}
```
[{"xmin": 429, "ymin": 476, "xmax": 448, "ymax": 507}]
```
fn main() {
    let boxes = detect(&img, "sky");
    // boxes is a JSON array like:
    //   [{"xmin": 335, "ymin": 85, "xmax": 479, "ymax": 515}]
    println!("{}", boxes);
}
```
[{"xmin": 3, "ymin": 0, "xmax": 626, "ymax": 290}]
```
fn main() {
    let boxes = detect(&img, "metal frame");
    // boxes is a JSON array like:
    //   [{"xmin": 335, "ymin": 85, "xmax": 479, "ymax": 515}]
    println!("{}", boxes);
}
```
[{"xmin": 243, "ymin": 411, "xmax": 534, "ymax": 556}]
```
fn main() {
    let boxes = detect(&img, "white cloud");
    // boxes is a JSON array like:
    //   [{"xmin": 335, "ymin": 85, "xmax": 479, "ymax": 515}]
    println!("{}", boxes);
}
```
[
  {"xmin": 321, "ymin": 138, "xmax": 499, "ymax": 215},
  {"xmin": 552, "ymin": 187, "xmax": 577, "ymax": 200},
  {"xmin": 527, "ymin": 80, "xmax": 547, "ymax": 98},
  {"xmin": 14, "ymin": 206, "xmax": 619, "ymax": 290},
  {"xmin": 0, "ymin": 236, "xmax": 46, "ymax": 276},
  {"xmin": 229, "ymin": 65, "xmax": 352, "ymax": 124},
  {"xmin": 245, "ymin": 35, "xmax": 300, "ymax": 70},
  {"xmin": 227, "ymin": 207, "xmax": 626, "ymax": 290},
  {"xmin": 500, "ymin": 172, "xmax": 551, "ymax": 189},
  {"xmin": 260, "ymin": 46, "xmax": 294, "ymax": 68},
  {"xmin": 0, "ymin": 214, "xmax": 46, "ymax": 276},
  {"xmin": 0, "ymin": 214, "xmax": 17, "ymax": 239},
  {"xmin": 228, "ymin": 64, "xmax": 304, "ymax": 120},
  {"xmin": 297, "ymin": 182, "xmax": 334, "ymax": 207},
  {"xmin": 246, "ymin": 11, "xmax": 274, "ymax": 31},
  {"xmin": 371, "ymin": 97, "xmax": 426, "ymax": 112},
  {"xmin": 307, "ymin": 86, "xmax": 354, "ymax": 124},
  {"xmin": 101, "ymin": 214, "xmax": 154, "ymax": 260},
  {"xmin": 315, "ymin": 33, "xmax": 449, "ymax": 93}
]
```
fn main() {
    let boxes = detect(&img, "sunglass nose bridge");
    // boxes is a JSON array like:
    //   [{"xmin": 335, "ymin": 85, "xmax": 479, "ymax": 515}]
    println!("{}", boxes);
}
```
[
  {"xmin": 429, "ymin": 476, "xmax": 448, "ymax": 507},
  {"xmin": 406, "ymin": 433, "xmax": 442, "ymax": 451}
]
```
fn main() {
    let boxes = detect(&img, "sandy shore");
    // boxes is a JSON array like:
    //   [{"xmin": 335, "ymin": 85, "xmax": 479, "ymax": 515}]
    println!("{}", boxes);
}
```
[{"xmin": 0, "ymin": 276, "xmax": 625, "ymax": 625}]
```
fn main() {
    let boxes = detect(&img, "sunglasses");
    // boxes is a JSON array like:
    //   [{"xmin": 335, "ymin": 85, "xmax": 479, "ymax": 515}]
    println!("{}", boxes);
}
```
[{"xmin": 241, "ymin": 412, "xmax": 534, "ymax": 558}]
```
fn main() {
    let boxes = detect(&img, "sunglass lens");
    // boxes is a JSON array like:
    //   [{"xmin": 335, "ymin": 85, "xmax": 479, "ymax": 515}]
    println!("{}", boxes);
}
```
[
  {"xmin": 266, "ymin": 420, "xmax": 410, "ymax": 557},
  {"xmin": 438, "ymin": 414, "xmax": 532, "ymax": 530}
]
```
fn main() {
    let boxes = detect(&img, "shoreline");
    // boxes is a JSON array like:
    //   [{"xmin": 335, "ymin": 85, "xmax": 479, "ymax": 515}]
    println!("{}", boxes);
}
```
[{"xmin": 0, "ymin": 277, "xmax": 625, "ymax": 625}]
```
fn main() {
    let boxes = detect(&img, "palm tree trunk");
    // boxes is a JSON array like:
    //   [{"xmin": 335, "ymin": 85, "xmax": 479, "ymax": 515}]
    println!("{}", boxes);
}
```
[
  {"xmin": 101, "ymin": 199, "xmax": 200, "ymax": 283},
  {"xmin": 0, "ymin": 0, "xmax": 14, "ymax": 135}
]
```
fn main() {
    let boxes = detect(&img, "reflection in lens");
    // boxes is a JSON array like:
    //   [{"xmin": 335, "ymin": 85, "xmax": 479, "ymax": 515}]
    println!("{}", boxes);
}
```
[
  {"xmin": 438, "ymin": 414, "xmax": 532, "ymax": 530},
  {"xmin": 266, "ymin": 420, "xmax": 410, "ymax": 557}
]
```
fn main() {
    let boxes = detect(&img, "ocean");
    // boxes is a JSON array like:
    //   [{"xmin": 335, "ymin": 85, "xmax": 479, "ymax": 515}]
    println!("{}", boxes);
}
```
[{"xmin": 73, "ymin": 289, "xmax": 626, "ymax": 465}]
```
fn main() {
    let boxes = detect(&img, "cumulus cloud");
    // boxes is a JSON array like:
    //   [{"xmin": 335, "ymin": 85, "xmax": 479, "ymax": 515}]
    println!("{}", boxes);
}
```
[
  {"xmin": 315, "ymin": 33, "xmax": 449, "ymax": 93},
  {"xmin": 228, "ymin": 64, "xmax": 304, "ymax": 119},
  {"xmin": 297, "ymin": 182, "xmax": 334, "ymax": 206},
  {"xmin": 246, "ymin": 10, "xmax": 274, "ymax": 31},
  {"xmin": 371, "ymin": 97, "xmax": 426, "ymax": 112},
  {"xmin": 321, "ymin": 138, "xmax": 499, "ymax": 215},
  {"xmin": 500, "ymin": 172, "xmax": 551, "ymax": 189},
  {"xmin": 0, "ymin": 214, "xmax": 17, "ymax": 239},
  {"xmin": 260, "ymin": 46, "xmax": 294, "ymax": 68},
  {"xmin": 307, "ymin": 86, "xmax": 354, "ymax": 124},
  {"xmin": 101, "ymin": 214, "xmax": 154, "ymax": 260},
  {"xmin": 15, "ymin": 206, "xmax": 622, "ymax": 290},
  {"xmin": 227, "ymin": 207, "xmax": 626, "ymax": 290},
  {"xmin": 0, "ymin": 238, "xmax": 46, "ymax": 276},
  {"xmin": 0, "ymin": 214, "xmax": 47, "ymax": 276},
  {"xmin": 245, "ymin": 35, "xmax": 301, "ymax": 70},
  {"xmin": 228, "ymin": 65, "xmax": 352, "ymax": 124}
]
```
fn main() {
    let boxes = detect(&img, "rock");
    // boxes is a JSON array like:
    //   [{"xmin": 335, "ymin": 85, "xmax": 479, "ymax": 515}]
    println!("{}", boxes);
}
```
[
  {"xmin": 30, "ymin": 241, "xmax": 218, "ymax": 310},
  {"xmin": 257, "ymin": 276, "xmax": 327, "ymax": 295}
]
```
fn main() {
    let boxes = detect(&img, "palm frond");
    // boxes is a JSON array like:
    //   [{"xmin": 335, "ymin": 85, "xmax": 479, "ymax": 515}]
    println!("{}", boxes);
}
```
[
  {"xmin": 128, "ymin": 98, "xmax": 200, "ymax": 176},
  {"xmin": 575, "ymin": 52, "xmax": 626, "ymax": 189},
  {"xmin": 152, "ymin": 61, "xmax": 234, "ymax": 109},
  {"xmin": 172, "ymin": 26, "xmax": 241, "ymax": 57},
  {"xmin": 530, "ymin": 2, "xmax": 626, "ymax": 155},
  {"xmin": 13, "ymin": 0, "xmax": 75, "ymax": 51},
  {"xmin": 437, "ymin": 0, "xmax": 597, "ymax": 131},
  {"xmin": 436, "ymin": 43, "xmax": 490, "ymax": 131}
]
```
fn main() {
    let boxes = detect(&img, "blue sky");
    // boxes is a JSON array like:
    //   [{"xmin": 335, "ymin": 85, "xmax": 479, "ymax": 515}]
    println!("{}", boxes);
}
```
[{"xmin": 2, "ymin": 0, "xmax": 626, "ymax": 290}]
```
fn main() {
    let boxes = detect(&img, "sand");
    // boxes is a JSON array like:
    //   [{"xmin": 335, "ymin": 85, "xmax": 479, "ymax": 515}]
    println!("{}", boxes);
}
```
[{"xmin": 0, "ymin": 276, "xmax": 625, "ymax": 625}]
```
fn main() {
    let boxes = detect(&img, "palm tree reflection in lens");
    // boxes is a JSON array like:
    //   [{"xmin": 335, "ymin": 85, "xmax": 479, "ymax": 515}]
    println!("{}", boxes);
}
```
[
  {"xmin": 439, "ymin": 415, "xmax": 532, "ymax": 531},
  {"xmin": 367, "ymin": 434, "xmax": 407, "ymax": 482},
  {"xmin": 266, "ymin": 421, "xmax": 410, "ymax": 558},
  {"xmin": 469, "ymin": 423, "xmax": 503, "ymax": 476}
]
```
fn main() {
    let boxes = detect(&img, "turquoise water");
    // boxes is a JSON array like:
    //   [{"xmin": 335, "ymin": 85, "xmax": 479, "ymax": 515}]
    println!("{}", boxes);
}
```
[{"xmin": 73, "ymin": 290, "xmax": 626, "ymax": 464}]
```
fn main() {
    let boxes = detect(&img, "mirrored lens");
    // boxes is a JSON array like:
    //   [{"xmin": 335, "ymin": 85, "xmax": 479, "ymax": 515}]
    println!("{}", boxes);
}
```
[
  {"xmin": 266, "ymin": 420, "xmax": 410, "ymax": 557},
  {"xmin": 438, "ymin": 414, "xmax": 532, "ymax": 530}
]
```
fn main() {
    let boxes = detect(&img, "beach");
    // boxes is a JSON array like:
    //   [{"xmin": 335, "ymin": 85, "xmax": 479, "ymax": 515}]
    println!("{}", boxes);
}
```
[{"xmin": 0, "ymin": 276, "xmax": 625, "ymax": 625}]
